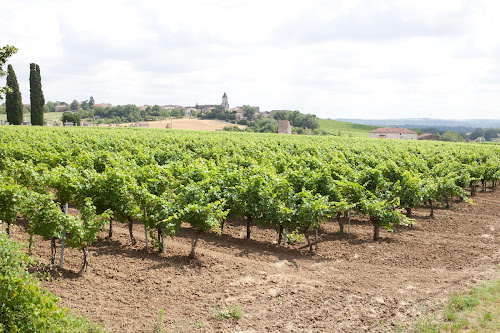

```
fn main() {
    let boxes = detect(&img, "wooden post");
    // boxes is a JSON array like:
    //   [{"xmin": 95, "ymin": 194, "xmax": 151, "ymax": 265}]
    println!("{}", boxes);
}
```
[
  {"xmin": 348, "ymin": 210, "xmax": 351, "ymax": 234},
  {"xmin": 59, "ymin": 203, "xmax": 68, "ymax": 268}
]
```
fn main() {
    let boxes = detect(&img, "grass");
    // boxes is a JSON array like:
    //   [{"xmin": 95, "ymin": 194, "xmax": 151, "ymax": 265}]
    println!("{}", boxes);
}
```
[
  {"xmin": 213, "ymin": 305, "xmax": 244, "ymax": 320},
  {"xmin": 317, "ymin": 118, "xmax": 377, "ymax": 137},
  {"xmin": 58, "ymin": 315, "xmax": 109, "ymax": 333},
  {"xmin": 0, "ymin": 111, "xmax": 65, "ymax": 123},
  {"xmin": 395, "ymin": 278, "xmax": 500, "ymax": 332},
  {"xmin": 154, "ymin": 308, "xmax": 167, "ymax": 333}
]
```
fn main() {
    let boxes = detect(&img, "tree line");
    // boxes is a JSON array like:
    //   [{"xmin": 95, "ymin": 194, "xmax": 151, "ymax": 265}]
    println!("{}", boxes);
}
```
[
  {"xmin": 224, "ymin": 109, "xmax": 322, "ymax": 134},
  {"xmin": 411, "ymin": 127, "xmax": 500, "ymax": 142}
]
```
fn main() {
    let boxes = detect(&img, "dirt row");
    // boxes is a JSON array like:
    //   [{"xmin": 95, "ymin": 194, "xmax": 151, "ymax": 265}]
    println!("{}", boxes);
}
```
[{"xmin": 10, "ymin": 189, "xmax": 500, "ymax": 332}]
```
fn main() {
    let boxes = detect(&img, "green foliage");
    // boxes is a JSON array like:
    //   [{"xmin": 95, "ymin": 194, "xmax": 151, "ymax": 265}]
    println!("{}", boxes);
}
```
[
  {"xmin": 5, "ymin": 65, "xmax": 23, "ymax": 125},
  {"xmin": 287, "ymin": 189, "xmax": 331, "ymax": 232},
  {"xmin": 23, "ymin": 192, "xmax": 64, "ymax": 241},
  {"xmin": 80, "ymin": 100, "xmax": 89, "ymax": 110},
  {"xmin": 153, "ymin": 308, "xmax": 166, "ymax": 333},
  {"xmin": 61, "ymin": 112, "xmax": 81, "ymax": 126},
  {"xmin": 286, "ymin": 110, "xmax": 319, "ymax": 129},
  {"xmin": 250, "ymin": 117, "xmax": 278, "ymax": 133},
  {"xmin": 214, "ymin": 305, "xmax": 243, "ymax": 320},
  {"xmin": 223, "ymin": 125, "xmax": 243, "ymax": 132},
  {"xmin": 63, "ymin": 199, "xmax": 112, "ymax": 252},
  {"xmin": 0, "ymin": 45, "xmax": 18, "ymax": 100},
  {"xmin": 0, "ymin": 179, "xmax": 23, "ymax": 234},
  {"xmin": 404, "ymin": 279, "xmax": 500, "ymax": 332},
  {"xmin": 317, "ymin": 118, "xmax": 377, "ymax": 137},
  {"xmin": 287, "ymin": 229, "xmax": 305, "ymax": 244},
  {"xmin": 242, "ymin": 105, "xmax": 256, "ymax": 121},
  {"xmin": 170, "ymin": 108, "xmax": 182, "ymax": 118},
  {"xmin": 29, "ymin": 63, "xmax": 45, "ymax": 126},
  {"xmin": 70, "ymin": 100, "xmax": 80, "ymax": 111},
  {"xmin": 93, "ymin": 104, "xmax": 143, "ymax": 123},
  {"xmin": 440, "ymin": 131, "xmax": 464, "ymax": 142},
  {"xmin": 0, "ymin": 127, "xmax": 498, "ymax": 264},
  {"xmin": 0, "ymin": 232, "xmax": 107, "ymax": 332},
  {"xmin": 468, "ymin": 127, "xmax": 500, "ymax": 142}
]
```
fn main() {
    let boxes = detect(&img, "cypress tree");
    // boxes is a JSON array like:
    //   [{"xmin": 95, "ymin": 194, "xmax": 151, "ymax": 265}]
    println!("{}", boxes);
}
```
[
  {"xmin": 29, "ymin": 63, "xmax": 45, "ymax": 126},
  {"xmin": 5, "ymin": 64, "xmax": 23, "ymax": 125}
]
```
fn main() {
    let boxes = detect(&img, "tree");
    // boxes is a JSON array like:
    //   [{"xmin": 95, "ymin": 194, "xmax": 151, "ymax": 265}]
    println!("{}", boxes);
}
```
[
  {"xmin": 5, "ymin": 65, "xmax": 23, "ymax": 125},
  {"xmin": 190, "ymin": 109, "xmax": 199, "ymax": 118},
  {"xmin": 243, "ymin": 105, "xmax": 256, "ymax": 121},
  {"xmin": 440, "ymin": 131, "xmax": 463, "ymax": 142},
  {"xmin": 80, "ymin": 100, "xmax": 89, "ymax": 110},
  {"xmin": 206, "ymin": 105, "xmax": 224, "ymax": 119},
  {"xmin": 0, "ymin": 45, "xmax": 18, "ymax": 99},
  {"xmin": 29, "ymin": 63, "xmax": 45, "ymax": 126},
  {"xmin": 170, "ymin": 108, "xmax": 181, "ymax": 118},
  {"xmin": 88, "ymin": 96, "xmax": 95, "ymax": 108},
  {"xmin": 272, "ymin": 110, "xmax": 288, "ymax": 120},
  {"xmin": 70, "ymin": 99, "xmax": 80, "ymax": 111},
  {"xmin": 61, "ymin": 112, "xmax": 81, "ymax": 125}
]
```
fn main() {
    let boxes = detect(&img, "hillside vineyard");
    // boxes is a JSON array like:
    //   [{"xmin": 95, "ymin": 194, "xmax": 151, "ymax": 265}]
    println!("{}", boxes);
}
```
[{"xmin": 1, "ymin": 127, "xmax": 499, "ymax": 273}]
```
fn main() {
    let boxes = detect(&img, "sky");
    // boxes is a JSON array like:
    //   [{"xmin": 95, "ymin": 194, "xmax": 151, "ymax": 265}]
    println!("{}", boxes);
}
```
[{"xmin": 1, "ymin": 0, "xmax": 500, "ymax": 119}]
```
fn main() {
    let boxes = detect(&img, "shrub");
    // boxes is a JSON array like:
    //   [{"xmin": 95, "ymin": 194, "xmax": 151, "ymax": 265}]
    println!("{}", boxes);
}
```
[{"xmin": 0, "ymin": 230, "xmax": 105, "ymax": 332}]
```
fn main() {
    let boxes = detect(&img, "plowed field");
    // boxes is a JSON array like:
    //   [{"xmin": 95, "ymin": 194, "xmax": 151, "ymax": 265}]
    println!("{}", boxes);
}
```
[{"xmin": 11, "ymin": 189, "xmax": 500, "ymax": 332}]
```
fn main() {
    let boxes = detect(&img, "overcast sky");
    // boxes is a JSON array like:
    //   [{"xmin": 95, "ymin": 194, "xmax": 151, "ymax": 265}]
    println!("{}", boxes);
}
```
[{"xmin": 1, "ymin": 0, "xmax": 500, "ymax": 119}]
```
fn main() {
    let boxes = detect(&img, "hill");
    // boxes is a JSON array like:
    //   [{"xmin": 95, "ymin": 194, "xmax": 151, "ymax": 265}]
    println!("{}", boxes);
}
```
[
  {"xmin": 337, "ymin": 118, "xmax": 500, "ymax": 129},
  {"xmin": 318, "ymin": 118, "xmax": 377, "ymax": 137}
]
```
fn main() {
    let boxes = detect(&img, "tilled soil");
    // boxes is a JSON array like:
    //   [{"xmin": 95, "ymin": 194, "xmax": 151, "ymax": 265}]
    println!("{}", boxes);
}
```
[
  {"xmin": 11, "ymin": 189, "xmax": 500, "ymax": 332},
  {"xmin": 117, "ymin": 119, "xmax": 246, "ymax": 131}
]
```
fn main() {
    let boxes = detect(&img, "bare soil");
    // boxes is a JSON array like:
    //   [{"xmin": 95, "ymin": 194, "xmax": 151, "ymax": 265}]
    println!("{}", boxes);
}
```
[
  {"xmin": 118, "ymin": 118, "xmax": 245, "ymax": 131},
  {"xmin": 10, "ymin": 189, "xmax": 500, "ymax": 332}
]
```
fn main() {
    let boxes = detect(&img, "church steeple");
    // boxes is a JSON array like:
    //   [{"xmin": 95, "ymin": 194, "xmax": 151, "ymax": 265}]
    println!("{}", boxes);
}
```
[{"xmin": 221, "ymin": 92, "xmax": 229, "ymax": 110}]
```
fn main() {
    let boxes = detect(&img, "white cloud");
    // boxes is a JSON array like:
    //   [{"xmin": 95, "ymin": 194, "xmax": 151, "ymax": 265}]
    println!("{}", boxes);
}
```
[{"xmin": 1, "ymin": 0, "xmax": 500, "ymax": 119}]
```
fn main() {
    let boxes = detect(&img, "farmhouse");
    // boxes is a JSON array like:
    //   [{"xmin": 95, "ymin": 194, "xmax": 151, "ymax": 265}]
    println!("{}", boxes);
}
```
[
  {"xmin": 369, "ymin": 128, "xmax": 418, "ymax": 140},
  {"xmin": 278, "ymin": 120, "xmax": 292, "ymax": 134},
  {"xmin": 93, "ymin": 103, "xmax": 112, "ymax": 109},
  {"xmin": 55, "ymin": 105, "xmax": 67, "ymax": 112},
  {"xmin": 418, "ymin": 133, "xmax": 440, "ymax": 141}
]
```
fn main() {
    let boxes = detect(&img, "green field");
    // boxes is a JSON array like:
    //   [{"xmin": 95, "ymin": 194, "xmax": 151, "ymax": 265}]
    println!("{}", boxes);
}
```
[
  {"xmin": 0, "ymin": 111, "xmax": 65, "ymax": 123},
  {"xmin": 318, "ymin": 118, "xmax": 377, "ymax": 137}
]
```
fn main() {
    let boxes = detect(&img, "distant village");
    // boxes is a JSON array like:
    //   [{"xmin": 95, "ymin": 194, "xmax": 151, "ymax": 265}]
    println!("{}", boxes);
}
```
[
  {"xmin": 0, "ymin": 92, "xmax": 297, "ymax": 134},
  {"xmin": 132, "ymin": 92, "xmax": 263, "ymax": 123},
  {"xmin": 2, "ymin": 92, "xmax": 498, "ymax": 141}
]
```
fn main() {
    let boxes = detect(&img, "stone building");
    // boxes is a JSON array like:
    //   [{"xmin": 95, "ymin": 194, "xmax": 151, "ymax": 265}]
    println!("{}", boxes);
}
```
[
  {"xmin": 418, "ymin": 133, "xmax": 440, "ymax": 140},
  {"xmin": 369, "ymin": 128, "xmax": 418, "ymax": 140},
  {"xmin": 278, "ymin": 120, "xmax": 292, "ymax": 134},
  {"xmin": 221, "ymin": 92, "xmax": 229, "ymax": 110},
  {"xmin": 196, "ymin": 92, "xmax": 230, "ymax": 112}
]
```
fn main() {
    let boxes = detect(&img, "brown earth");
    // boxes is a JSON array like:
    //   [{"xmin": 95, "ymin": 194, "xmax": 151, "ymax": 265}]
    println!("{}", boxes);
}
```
[
  {"xmin": 117, "ymin": 118, "xmax": 246, "ymax": 131},
  {"xmin": 10, "ymin": 189, "xmax": 500, "ymax": 332}
]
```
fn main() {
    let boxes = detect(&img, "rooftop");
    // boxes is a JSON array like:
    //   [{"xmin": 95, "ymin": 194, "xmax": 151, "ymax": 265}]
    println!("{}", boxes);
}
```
[{"xmin": 370, "ymin": 127, "xmax": 418, "ymax": 134}]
